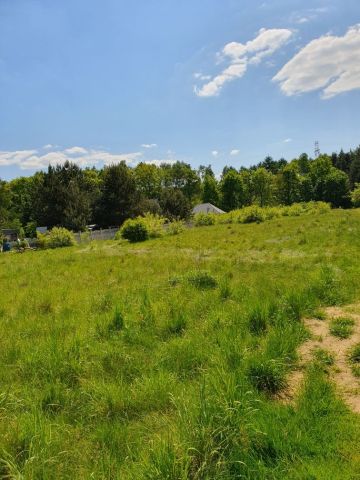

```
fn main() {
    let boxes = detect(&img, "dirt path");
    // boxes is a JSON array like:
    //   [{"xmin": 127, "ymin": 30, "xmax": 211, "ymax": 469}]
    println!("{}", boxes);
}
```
[{"xmin": 282, "ymin": 305, "xmax": 360, "ymax": 413}]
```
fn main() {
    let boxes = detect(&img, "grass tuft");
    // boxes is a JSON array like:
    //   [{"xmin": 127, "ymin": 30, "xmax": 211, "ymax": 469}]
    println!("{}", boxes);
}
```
[
  {"xmin": 329, "ymin": 317, "xmax": 354, "ymax": 339},
  {"xmin": 247, "ymin": 358, "xmax": 287, "ymax": 395},
  {"xmin": 187, "ymin": 270, "xmax": 217, "ymax": 290}
]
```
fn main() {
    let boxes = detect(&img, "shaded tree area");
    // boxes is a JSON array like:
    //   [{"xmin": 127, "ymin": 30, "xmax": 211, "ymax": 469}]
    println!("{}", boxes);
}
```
[{"xmin": 1, "ymin": 147, "xmax": 359, "ymax": 232}]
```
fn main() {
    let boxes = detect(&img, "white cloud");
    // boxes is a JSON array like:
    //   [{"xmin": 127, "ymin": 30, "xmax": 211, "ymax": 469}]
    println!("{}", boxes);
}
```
[
  {"xmin": 0, "ymin": 150, "xmax": 38, "ymax": 166},
  {"xmin": 230, "ymin": 149, "xmax": 240, "ymax": 155},
  {"xmin": 42, "ymin": 144, "xmax": 54, "ymax": 149},
  {"xmin": 273, "ymin": 24, "xmax": 360, "ymax": 99},
  {"xmin": 141, "ymin": 143, "xmax": 157, "ymax": 149},
  {"xmin": 64, "ymin": 146, "xmax": 88, "ymax": 155},
  {"xmin": 283, "ymin": 138, "xmax": 292, "ymax": 143},
  {"xmin": 291, "ymin": 7, "xmax": 329, "ymax": 25},
  {"xmin": 195, "ymin": 28, "xmax": 293, "ymax": 97},
  {"xmin": 212, "ymin": 150, "xmax": 219, "ymax": 157},
  {"xmin": 193, "ymin": 72, "xmax": 211, "ymax": 81},
  {"xmin": 0, "ymin": 147, "xmax": 142, "ymax": 170}
]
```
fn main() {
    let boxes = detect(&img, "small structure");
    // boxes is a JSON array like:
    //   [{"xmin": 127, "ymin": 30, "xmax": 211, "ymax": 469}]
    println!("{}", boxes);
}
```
[
  {"xmin": 1, "ymin": 229, "xmax": 19, "ymax": 242},
  {"xmin": 192, "ymin": 203, "xmax": 225, "ymax": 215},
  {"xmin": 36, "ymin": 226, "xmax": 48, "ymax": 235}
]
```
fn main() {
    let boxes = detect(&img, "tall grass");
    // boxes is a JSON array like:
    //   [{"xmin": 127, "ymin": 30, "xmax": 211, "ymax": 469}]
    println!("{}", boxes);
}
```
[{"xmin": 0, "ymin": 208, "xmax": 359, "ymax": 478}]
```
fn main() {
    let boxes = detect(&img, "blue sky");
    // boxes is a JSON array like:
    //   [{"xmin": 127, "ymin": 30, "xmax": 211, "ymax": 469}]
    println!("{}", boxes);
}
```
[{"xmin": 0, "ymin": 0, "xmax": 359, "ymax": 180}]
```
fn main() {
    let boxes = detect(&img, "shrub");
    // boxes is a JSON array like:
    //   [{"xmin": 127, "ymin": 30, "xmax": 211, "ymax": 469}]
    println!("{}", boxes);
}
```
[
  {"xmin": 247, "ymin": 358, "xmax": 286, "ymax": 394},
  {"xmin": 329, "ymin": 317, "xmax": 354, "ymax": 339},
  {"xmin": 264, "ymin": 207, "xmax": 281, "ymax": 220},
  {"xmin": 239, "ymin": 206, "xmax": 265, "ymax": 224},
  {"xmin": 142, "ymin": 213, "xmax": 166, "ymax": 238},
  {"xmin": 187, "ymin": 270, "xmax": 217, "ymax": 290},
  {"xmin": 351, "ymin": 184, "xmax": 360, "ymax": 207},
  {"xmin": 120, "ymin": 218, "xmax": 149, "ymax": 243},
  {"xmin": 48, "ymin": 227, "xmax": 75, "ymax": 248},
  {"xmin": 282, "ymin": 204, "xmax": 304, "ymax": 217},
  {"xmin": 192, "ymin": 202, "xmax": 331, "ymax": 230},
  {"xmin": 167, "ymin": 220, "xmax": 184, "ymax": 235},
  {"xmin": 37, "ymin": 227, "xmax": 75, "ymax": 249},
  {"xmin": 193, "ymin": 213, "xmax": 216, "ymax": 226}
]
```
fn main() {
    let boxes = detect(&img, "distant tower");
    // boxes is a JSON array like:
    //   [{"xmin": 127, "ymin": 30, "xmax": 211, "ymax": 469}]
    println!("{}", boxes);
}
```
[{"xmin": 314, "ymin": 141, "xmax": 320, "ymax": 158}]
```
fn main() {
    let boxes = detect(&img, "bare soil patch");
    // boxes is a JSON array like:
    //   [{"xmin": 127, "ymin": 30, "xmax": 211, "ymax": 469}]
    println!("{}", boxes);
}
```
[{"xmin": 282, "ymin": 305, "xmax": 360, "ymax": 413}]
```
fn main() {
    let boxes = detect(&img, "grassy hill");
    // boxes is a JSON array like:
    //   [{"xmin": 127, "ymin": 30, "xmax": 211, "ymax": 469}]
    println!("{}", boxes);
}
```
[{"xmin": 0, "ymin": 209, "xmax": 360, "ymax": 479}]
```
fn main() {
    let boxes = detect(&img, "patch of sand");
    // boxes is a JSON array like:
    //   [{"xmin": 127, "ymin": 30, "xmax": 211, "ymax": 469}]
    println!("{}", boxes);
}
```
[{"xmin": 281, "ymin": 305, "xmax": 360, "ymax": 413}]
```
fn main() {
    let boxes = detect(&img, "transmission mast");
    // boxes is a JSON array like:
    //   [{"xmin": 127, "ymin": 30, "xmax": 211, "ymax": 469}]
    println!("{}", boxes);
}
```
[{"xmin": 314, "ymin": 141, "xmax": 320, "ymax": 158}]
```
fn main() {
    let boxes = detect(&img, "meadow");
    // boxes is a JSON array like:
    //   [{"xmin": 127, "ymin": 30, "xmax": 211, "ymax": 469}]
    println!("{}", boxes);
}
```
[{"xmin": 0, "ymin": 208, "xmax": 360, "ymax": 479}]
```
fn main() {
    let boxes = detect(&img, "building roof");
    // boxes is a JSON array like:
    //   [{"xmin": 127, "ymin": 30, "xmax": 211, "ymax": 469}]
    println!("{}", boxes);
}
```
[{"xmin": 192, "ymin": 203, "xmax": 225, "ymax": 214}]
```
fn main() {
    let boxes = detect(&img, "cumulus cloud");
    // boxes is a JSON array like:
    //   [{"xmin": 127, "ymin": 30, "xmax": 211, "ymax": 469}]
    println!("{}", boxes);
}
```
[
  {"xmin": 64, "ymin": 146, "xmax": 88, "ymax": 155},
  {"xmin": 230, "ymin": 149, "xmax": 240, "ymax": 156},
  {"xmin": 273, "ymin": 24, "xmax": 360, "ymax": 99},
  {"xmin": 212, "ymin": 150, "xmax": 219, "ymax": 157},
  {"xmin": 0, "ymin": 146, "xmax": 142, "ymax": 170},
  {"xmin": 195, "ymin": 28, "xmax": 293, "ymax": 97},
  {"xmin": 141, "ymin": 143, "xmax": 157, "ymax": 149},
  {"xmin": 283, "ymin": 138, "xmax": 292, "ymax": 143}
]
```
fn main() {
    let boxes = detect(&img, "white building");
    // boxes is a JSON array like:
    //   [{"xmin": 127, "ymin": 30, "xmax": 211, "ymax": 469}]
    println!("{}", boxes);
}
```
[{"xmin": 192, "ymin": 203, "xmax": 225, "ymax": 215}]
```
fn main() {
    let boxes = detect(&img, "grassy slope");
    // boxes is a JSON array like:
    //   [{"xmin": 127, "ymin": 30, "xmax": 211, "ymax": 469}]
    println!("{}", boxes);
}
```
[{"xmin": 0, "ymin": 209, "xmax": 360, "ymax": 479}]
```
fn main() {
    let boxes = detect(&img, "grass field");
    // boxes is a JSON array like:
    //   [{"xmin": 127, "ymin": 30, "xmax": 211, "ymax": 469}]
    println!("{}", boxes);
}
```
[{"xmin": 0, "ymin": 209, "xmax": 360, "ymax": 479}]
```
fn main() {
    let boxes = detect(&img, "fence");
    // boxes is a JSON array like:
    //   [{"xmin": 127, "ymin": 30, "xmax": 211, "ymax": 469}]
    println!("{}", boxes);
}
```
[{"xmin": 73, "ymin": 228, "xmax": 118, "ymax": 243}]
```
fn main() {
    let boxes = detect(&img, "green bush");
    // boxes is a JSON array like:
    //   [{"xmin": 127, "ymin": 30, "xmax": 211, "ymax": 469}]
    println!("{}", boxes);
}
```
[
  {"xmin": 240, "ymin": 205, "xmax": 265, "ymax": 224},
  {"xmin": 167, "ymin": 220, "xmax": 184, "ymax": 235},
  {"xmin": 37, "ymin": 227, "xmax": 75, "ymax": 249},
  {"xmin": 193, "ymin": 202, "xmax": 331, "ymax": 229},
  {"xmin": 193, "ymin": 213, "xmax": 216, "ymax": 226},
  {"xmin": 351, "ymin": 184, "xmax": 360, "ymax": 207},
  {"xmin": 142, "ymin": 213, "xmax": 166, "ymax": 238},
  {"xmin": 120, "ymin": 218, "xmax": 149, "ymax": 243}
]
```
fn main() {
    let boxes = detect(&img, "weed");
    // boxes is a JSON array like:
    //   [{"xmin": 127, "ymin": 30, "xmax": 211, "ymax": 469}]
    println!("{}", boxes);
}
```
[
  {"xmin": 108, "ymin": 307, "xmax": 125, "ymax": 333},
  {"xmin": 329, "ymin": 317, "xmax": 354, "ymax": 339},
  {"xmin": 313, "ymin": 309, "xmax": 326, "ymax": 320},
  {"xmin": 248, "ymin": 303, "xmax": 268, "ymax": 335},
  {"xmin": 313, "ymin": 348, "xmax": 335, "ymax": 366},
  {"xmin": 348, "ymin": 343, "xmax": 360, "ymax": 363},
  {"xmin": 163, "ymin": 311, "xmax": 187, "ymax": 337},
  {"xmin": 187, "ymin": 270, "xmax": 217, "ymax": 290},
  {"xmin": 247, "ymin": 359, "xmax": 287, "ymax": 394}
]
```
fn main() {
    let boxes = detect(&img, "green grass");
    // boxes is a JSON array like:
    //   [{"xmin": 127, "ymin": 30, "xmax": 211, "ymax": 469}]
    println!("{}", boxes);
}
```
[
  {"xmin": 314, "ymin": 348, "xmax": 335, "ymax": 367},
  {"xmin": 0, "ymin": 209, "xmax": 360, "ymax": 478},
  {"xmin": 329, "ymin": 317, "xmax": 355, "ymax": 339},
  {"xmin": 349, "ymin": 343, "xmax": 360, "ymax": 378}
]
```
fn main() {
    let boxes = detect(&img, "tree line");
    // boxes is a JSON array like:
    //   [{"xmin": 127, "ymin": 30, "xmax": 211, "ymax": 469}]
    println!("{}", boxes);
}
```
[{"xmin": 1, "ymin": 146, "xmax": 360, "ymax": 235}]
